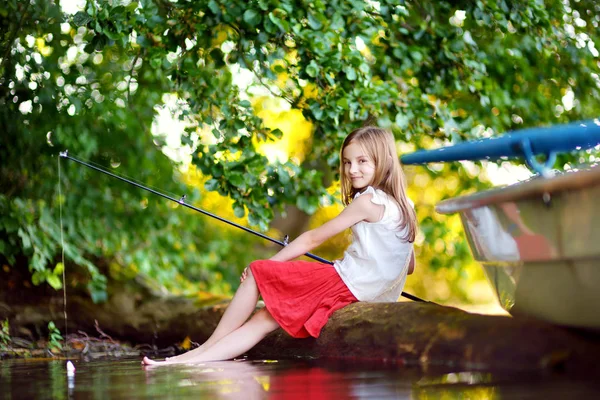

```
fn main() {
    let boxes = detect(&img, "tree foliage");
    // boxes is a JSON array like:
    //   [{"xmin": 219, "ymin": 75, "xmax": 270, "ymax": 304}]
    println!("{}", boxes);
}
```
[{"xmin": 1, "ymin": 0, "xmax": 599, "ymax": 303}]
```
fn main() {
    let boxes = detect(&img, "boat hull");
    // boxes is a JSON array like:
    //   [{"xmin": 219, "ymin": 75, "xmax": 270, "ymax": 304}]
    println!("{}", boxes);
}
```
[{"xmin": 437, "ymin": 166, "xmax": 600, "ymax": 330}]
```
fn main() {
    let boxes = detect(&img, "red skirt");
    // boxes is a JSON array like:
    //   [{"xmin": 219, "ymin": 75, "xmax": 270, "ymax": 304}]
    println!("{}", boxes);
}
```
[{"xmin": 249, "ymin": 260, "xmax": 358, "ymax": 339}]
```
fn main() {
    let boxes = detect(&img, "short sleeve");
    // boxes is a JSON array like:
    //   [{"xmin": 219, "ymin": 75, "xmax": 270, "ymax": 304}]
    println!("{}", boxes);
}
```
[
  {"xmin": 369, "ymin": 189, "xmax": 386, "ymax": 206},
  {"xmin": 355, "ymin": 186, "xmax": 386, "ymax": 205}
]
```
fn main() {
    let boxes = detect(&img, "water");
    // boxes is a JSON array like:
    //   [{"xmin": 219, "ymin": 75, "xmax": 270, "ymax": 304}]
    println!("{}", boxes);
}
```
[{"xmin": 1, "ymin": 358, "xmax": 599, "ymax": 399}]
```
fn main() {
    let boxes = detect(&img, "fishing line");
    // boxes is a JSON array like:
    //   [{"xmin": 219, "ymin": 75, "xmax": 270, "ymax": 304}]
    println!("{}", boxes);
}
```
[
  {"xmin": 57, "ymin": 155, "xmax": 68, "ymax": 356},
  {"xmin": 60, "ymin": 151, "xmax": 430, "ymax": 303}
]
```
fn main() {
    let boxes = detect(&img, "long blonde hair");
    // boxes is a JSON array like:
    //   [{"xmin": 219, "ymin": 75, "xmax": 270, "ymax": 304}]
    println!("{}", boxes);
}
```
[{"xmin": 340, "ymin": 126, "xmax": 417, "ymax": 242}]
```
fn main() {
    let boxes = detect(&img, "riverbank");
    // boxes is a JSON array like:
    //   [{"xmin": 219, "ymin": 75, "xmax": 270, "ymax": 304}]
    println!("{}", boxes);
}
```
[
  {"xmin": 3, "ymin": 301, "xmax": 599, "ymax": 377},
  {"xmin": 1, "ymin": 331, "xmax": 145, "ymax": 360}
]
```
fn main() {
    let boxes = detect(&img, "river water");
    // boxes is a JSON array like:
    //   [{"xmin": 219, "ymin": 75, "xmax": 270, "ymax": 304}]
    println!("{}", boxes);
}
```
[{"xmin": 1, "ymin": 357, "xmax": 599, "ymax": 399}]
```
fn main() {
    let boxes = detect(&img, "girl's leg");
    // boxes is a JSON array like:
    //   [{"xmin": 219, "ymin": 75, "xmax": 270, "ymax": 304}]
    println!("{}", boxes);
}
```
[
  {"xmin": 143, "ymin": 308, "xmax": 279, "ymax": 365},
  {"xmin": 165, "ymin": 269, "xmax": 261, "ymax": 362}
]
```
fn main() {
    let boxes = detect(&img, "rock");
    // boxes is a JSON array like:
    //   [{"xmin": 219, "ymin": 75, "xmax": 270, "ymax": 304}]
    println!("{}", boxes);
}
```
[{"xmin": 248, "ymin": 302, "xmax": 600, "ymax": 375}]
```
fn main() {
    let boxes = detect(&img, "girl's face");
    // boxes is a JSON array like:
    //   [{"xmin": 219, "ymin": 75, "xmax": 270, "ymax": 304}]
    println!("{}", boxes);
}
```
[{"xmin": 342, "ymin": 141, "xmax": 375, "ymax": 189}]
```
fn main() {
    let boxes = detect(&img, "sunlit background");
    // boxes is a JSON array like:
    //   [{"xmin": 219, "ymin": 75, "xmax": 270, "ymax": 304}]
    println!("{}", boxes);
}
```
[
  {"xmin": 50, "ymin": 0, "xmax": 558, "ymax": 314},
  {"xmin": 49, "ymin": 0, "xmax": 598, "ymax": 316}
]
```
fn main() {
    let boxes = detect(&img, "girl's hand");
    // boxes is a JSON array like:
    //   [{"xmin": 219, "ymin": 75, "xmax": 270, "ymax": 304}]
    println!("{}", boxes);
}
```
[{"xmin": 240, "ymin": 267, "xmax": 249, "ymax": 283}]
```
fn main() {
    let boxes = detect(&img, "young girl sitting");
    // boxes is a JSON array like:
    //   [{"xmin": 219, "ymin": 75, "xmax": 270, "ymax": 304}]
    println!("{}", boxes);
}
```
[{"xmin": 142, "ymin": 126, "xmax": 417, "ymax": 365}]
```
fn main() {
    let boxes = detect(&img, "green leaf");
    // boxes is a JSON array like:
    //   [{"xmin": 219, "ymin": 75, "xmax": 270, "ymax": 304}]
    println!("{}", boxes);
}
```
[
  {"xmin": 54, "ymin": 262, "xmax": 64, "ymax": 275},
  {"xmin": 73, "ymin": 11, "xmax": 92, "ymax": 26},
  {"xmin": 126, "ymin": 2, "xmax": 139, "ymax": 12},
  {"xmin": 46, "ymin": 274, "xmax": 62, "ymax": 290},
  {"xmin": 268, "ymin": 12, "xmax": 289, "ymax": 32},
  {"xmin": 330, "ymin": 13, "xmax": 345, "ymax": 30},
  {"xmin": 233, "ymin": 203, "xmax": 245, "ymax": 218},
  {"xmin": 204, "ymin": 179, "xmax": 219, "ymax": 191},
  {"xmin": 88, "ymin": 277, "xmax": 108, "ymax": 304},
  {"xmin": 234, "ymin": 119, "xmax": 245, "ymax": 130},
  {"xmin": 248, "ymin": 212, "xmax": 260, "ymax": 226},
  {"xmin": 296, "ymin": 196, "xmax": 308, "ymax": 211},
  {"xmin": 263, "ymin": 17, "xmax": 276, "ymax": 34},
  {"xmin": 410, "ymin": 50, "xmax": 423, "ymax": 62},
  {"xmin": 17, "ymin": 228, "xmax": 31, "ymax": 249},
  {"xmin": 31, "ymin": 271, "xmax": 44, "ymax": 286},
  {"xmin": 395, "ymin": 112, "xmax": 410, "ymax": 129},
  {"xmin": 270, "ymin": 128, "xmax": 283, "ymax": 139},
  {"xmin": 104, "ymin": 29, "xmax": 121, "ymax": 41},
  {"xmin": 150, "ymin": 57, "xmax": 161, "ymax": 69},
  {"xmin": 228, "ymin": 172, "xmax": 245, "ymax": 187},
  {"xmin": 309, "ymin": 102, "xmax": 323, "ymax": 120},
  {"xmin": 343, "ymin": 66, "xmax": 357, "ymax": 81},
  {"xmin": 208, "ymin": 0, "xmax": 220, "ymax": 15},
  {"xmin": 278, "ymin": 167, "xmax": 290, "ymax": 184},
  {"xmin": 336, "ymin": 97, "xmax": 349, "ymax": 110},
  {"xmin": 243, "ymin": 9, "xmax": 262, "ymax": 27},
  {"xmin": 306, "ymin": 60, "xmax": 319, "ymax": 78},
  {"xmin": 307, "ymin": 12, "xmax": 323, "ymax": 30},
  {"xmin": 258, "ymin": 0, "xmax": 269, "ymax": 11}
]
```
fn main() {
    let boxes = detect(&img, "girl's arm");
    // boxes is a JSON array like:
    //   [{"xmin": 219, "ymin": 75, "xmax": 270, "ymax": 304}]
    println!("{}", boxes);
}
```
[{"xmin": 269, "ymin": 194, "xmax": 382, "ymax": 263}]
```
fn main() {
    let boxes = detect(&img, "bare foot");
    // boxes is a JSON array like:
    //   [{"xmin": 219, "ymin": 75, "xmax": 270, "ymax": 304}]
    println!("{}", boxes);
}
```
[
  {"xmin": 164, "ymin": 345, "xmax": 206, "ymax": 363},
  {"xmin": 141, "ymin": 356, "xmax": 167, "ymax": 366}
]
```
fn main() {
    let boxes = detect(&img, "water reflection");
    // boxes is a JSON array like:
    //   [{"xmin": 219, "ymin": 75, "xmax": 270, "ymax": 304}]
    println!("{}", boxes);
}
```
[
  {"xmin": 0, "ymin": 358, "xmax": 599, "ymax": 399},
  {"xmin": 141, "ymin": 359, "xmax": 410, "ymax": 399},
  {"xmin": 460, "ymin": 202, "xmax": 562, "ymax": 312},
  {"xmin": 461, "ymin": 203, "xmax": 557, "ymax": 263}
]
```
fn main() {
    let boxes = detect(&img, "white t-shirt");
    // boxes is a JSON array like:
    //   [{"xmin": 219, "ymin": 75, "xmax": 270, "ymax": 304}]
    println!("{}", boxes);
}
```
[{"xmin": 333, "ymin": 186, "xmax": 414, "ymax": 302}]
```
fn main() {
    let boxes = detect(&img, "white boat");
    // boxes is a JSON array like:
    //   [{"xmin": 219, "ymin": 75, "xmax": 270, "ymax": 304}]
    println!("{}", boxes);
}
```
[
  {"xmin": 401, "ymin": 119, "xmax": 600, "ymax": 329},
  {"xmin": 436, "ymin": 166, "xmax": 600, "ymax": 329}
]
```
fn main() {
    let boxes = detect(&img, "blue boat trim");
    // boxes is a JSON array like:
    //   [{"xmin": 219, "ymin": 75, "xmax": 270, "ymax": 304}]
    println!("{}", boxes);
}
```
[
  {"xmin": 519, "ymin": 137, "xmax": 557, "ymax": 177},
  {"xmin": 400, "ymin": 119, "xmax": 600, "ymax": 175}
]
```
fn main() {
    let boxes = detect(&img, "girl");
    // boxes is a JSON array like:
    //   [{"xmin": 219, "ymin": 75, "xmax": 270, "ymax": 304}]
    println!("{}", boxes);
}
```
[{"xmin": 142, "ymin": 126, "xmax": 417, "ymax": 365}]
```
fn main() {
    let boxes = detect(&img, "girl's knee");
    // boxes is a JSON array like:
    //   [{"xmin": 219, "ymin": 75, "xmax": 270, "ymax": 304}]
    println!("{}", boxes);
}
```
[{"xmin": 253, "ymin": 308, "xmax": 279, "ymax": 332}]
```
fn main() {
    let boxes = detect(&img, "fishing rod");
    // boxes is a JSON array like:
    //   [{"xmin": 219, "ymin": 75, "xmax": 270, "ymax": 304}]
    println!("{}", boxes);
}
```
[{"xmin": 59, "ymin": 150, "xmax": 428, "ymax": 303}]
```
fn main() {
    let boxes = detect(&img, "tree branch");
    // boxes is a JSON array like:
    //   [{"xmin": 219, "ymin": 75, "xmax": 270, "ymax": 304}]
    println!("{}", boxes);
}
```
[
  {"xmin": 127, "ymin": 50, "xmax": 141, "ymax": 105},
  {"xmin": 226, "ymin": 22, "xmax": 295, "ymax": 104},
  {"xmin": 239, "ymin": 52, "xmax": 294, "ymax": 104}
]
